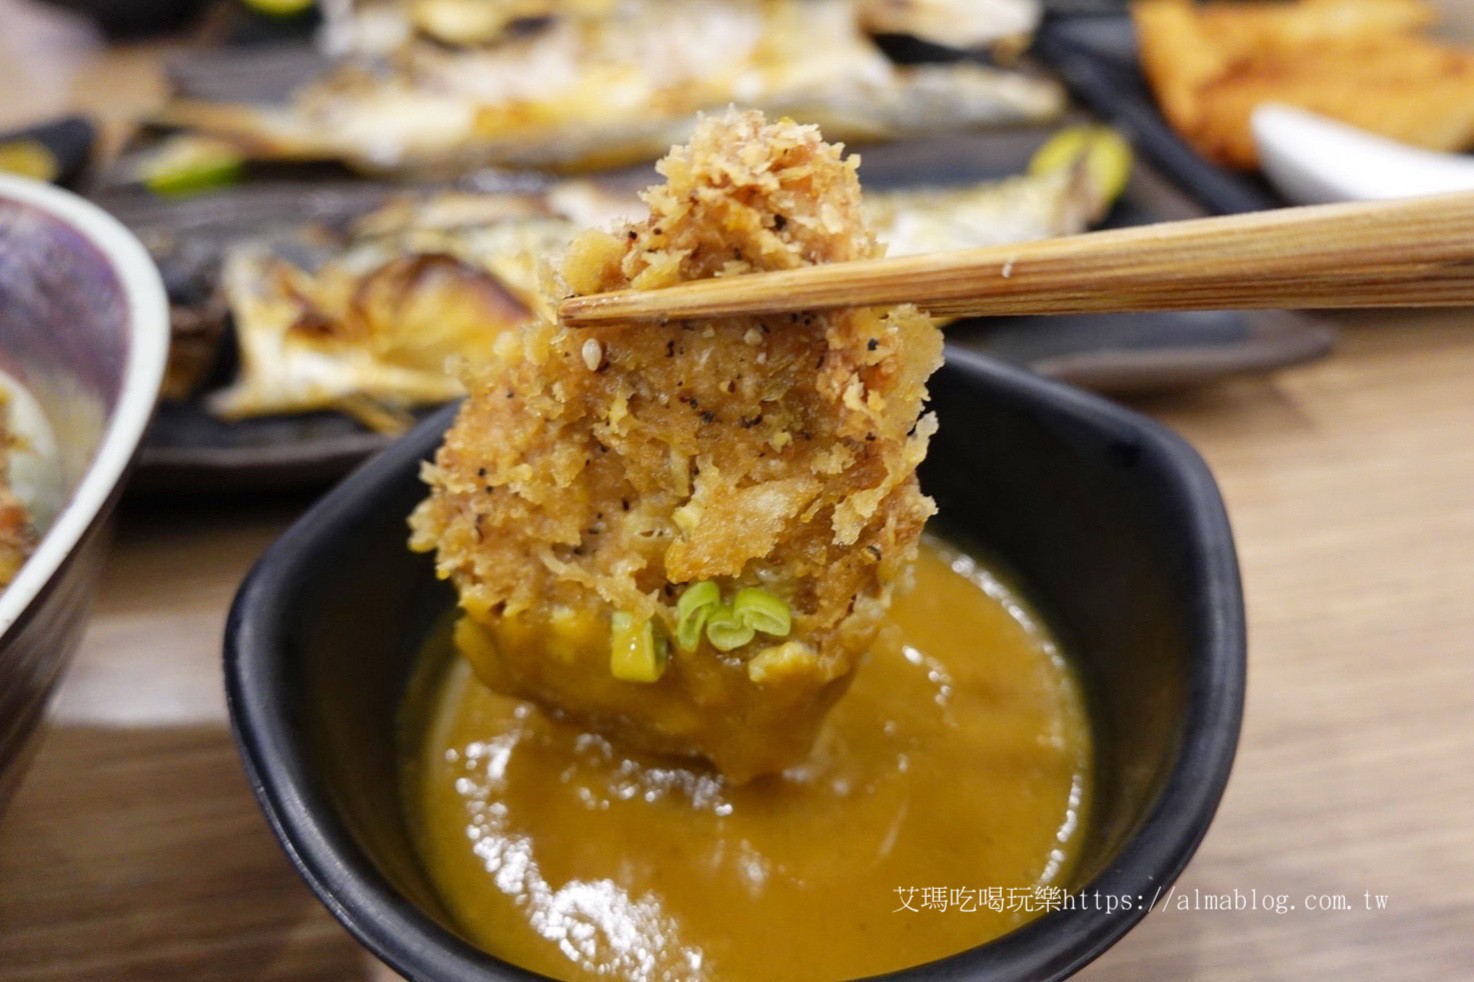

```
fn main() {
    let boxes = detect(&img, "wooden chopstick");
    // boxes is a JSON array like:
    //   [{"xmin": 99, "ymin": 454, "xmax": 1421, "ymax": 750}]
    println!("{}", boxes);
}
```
[{"xmin": 558, "ymin": 191, "xmax": 1474, "ymax": 326}]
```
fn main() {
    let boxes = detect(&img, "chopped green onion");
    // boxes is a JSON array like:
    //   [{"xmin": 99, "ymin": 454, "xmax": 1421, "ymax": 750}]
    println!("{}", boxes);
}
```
[
  {"xmin": 675, "ymin": 580, "xmax": 720, "ymax": 652},
  {"xmin": 732, "ymin": 587, "xmax": 791, "ymax": 638},
  {"xmin": 705, "ymin": 604, "xmax": 755, "ymax": 652},
  {"xmin": 683, "ymin": 586, "xmax": 793, "ymax": 652},
  {"xmin": 610, "ymin": 611, "xmax": 668, "ymax": 683}
]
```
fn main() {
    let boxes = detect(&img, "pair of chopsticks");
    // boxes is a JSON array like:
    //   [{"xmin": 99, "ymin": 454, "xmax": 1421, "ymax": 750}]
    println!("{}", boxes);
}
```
[{"xmin": 558, "ymin": 191, "xmax": 1474, "ymax": 326}]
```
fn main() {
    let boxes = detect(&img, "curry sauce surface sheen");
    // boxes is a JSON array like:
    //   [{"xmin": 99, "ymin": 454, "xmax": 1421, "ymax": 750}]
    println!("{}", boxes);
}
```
[{"xmin": 405, "ymin": 541, "xmax": 1092, "ymax": 981}]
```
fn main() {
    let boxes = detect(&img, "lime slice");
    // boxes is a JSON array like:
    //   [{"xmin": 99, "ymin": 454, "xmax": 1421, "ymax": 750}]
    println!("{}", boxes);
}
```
[
  {"xmin": 1029, "ymin": 125, "xmax": 1133, "ymax": 208},
  {"xmin": 139, "ymin": 138, "xmax": 245, "ymax": 197}
]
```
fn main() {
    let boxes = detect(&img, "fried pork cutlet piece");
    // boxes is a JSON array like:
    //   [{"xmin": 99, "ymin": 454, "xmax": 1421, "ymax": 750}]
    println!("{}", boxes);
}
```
[{"xmin": 409, "ymin": 110, "xmax": 943, "ymax": 780}]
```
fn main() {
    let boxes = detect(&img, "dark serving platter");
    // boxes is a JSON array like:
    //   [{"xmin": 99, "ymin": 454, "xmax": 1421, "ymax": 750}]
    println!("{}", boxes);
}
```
[{"xmin": 105, "ymin": 40, "xmax": 1332, "ymax": 492}]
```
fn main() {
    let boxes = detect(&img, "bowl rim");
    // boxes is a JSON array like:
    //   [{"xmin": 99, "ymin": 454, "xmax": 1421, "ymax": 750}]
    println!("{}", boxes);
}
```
[
  {"xmin": 0, "ymin": 173, "xmax": 169, "ymax": 638},
  {"xmin": 225, "ymin": 347, "xmax": 1245, "ymax": 981}
]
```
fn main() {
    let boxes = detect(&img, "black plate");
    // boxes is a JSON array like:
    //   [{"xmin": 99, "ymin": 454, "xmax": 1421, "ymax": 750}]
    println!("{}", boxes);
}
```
[{"xmin": 109, "ymin": 40, "xmax": 1332, "ymax": 492}]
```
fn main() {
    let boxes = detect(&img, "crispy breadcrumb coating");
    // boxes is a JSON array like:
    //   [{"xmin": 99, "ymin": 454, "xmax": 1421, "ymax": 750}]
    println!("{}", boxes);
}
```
[{"xmin": 409, "ymin": 110, "xmax": 942, "ymax": 779}]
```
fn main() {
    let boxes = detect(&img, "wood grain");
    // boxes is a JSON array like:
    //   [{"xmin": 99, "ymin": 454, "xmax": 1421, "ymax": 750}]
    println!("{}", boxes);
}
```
[
  {"xmin": 0, "ymin": 495, "xmax": 392, "ymax": 982},
  {"xmin": 558, "ymin": 192, "xmax": 1474, "ymax": 325}
]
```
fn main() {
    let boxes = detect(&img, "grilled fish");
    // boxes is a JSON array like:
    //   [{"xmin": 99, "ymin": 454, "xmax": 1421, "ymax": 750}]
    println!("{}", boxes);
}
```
[
  {"xmin": 161, "ymin": 0, "xmax": 1062, "ymax": 175},
  {"xmin": 208, "ymin": 144, "xmax": 1108, "ymax": 424}
]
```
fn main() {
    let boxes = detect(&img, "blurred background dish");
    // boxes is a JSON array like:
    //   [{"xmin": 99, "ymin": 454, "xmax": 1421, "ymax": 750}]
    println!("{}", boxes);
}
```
[
  {"xmin": 1039, "ymin": 0, "xmax": 1474, "ymax": 213},
  {"xmin": 1130, "ymin": 0, "xmax": 1474, "ymax": 175},
  {"xmin": 1034, "ymin": 8, "xmax": 1280, "ymax": 215},
  {"xmin": 224, "ymin": 349, "xmax": 1245, "ymax": 980},
  {"xmin": 0, "ymin": 173, "xmax": 168, "ymax": 814}
]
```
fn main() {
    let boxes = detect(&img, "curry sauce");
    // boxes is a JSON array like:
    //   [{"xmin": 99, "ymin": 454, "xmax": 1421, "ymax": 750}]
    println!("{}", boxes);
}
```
[{"xmin": 403, "ymin": 539, "xmax": 1093, "ymax": 981}]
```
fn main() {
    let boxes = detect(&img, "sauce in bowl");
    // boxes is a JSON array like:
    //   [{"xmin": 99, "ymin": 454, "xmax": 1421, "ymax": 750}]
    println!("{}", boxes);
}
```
[{"xmin": 402, "ymin": 539, "xmax": 1092, "ymax": 980}]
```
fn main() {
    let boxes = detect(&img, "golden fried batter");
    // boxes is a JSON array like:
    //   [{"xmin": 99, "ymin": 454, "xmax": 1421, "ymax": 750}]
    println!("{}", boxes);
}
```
[{"xmin": 409, "ymin": 110, "xmax": 942, "ymax": 780}]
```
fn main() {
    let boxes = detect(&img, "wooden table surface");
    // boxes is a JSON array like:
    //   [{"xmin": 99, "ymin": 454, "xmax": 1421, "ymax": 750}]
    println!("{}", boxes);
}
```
[{"xmin": 2, "ymin": 7, "xmax": 1472, "ymax": 980}]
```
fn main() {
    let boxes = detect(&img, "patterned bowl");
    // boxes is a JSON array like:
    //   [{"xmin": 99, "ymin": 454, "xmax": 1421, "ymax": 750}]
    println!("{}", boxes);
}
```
[{"xmin": 0, "ymin": 173, "xmax": 168, "ymax": 814}]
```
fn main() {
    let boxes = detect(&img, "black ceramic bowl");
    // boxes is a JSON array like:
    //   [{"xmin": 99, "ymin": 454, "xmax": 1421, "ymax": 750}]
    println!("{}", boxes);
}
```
[{"xmin": 225, "ymin": 347, "xmax": 1245, "ymax": 980}]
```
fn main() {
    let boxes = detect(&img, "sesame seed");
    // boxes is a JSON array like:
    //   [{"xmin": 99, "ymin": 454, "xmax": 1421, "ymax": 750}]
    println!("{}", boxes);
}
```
[{"xmin": 581, "ymin": 338, "xmax": 603, "ymax": 371}]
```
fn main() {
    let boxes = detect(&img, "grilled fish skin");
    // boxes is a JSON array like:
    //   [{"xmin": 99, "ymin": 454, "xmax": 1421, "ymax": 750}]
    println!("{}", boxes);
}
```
[{"xmin": 160, "ymin": 0, "xmax": 1062, "ymax": 175}]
